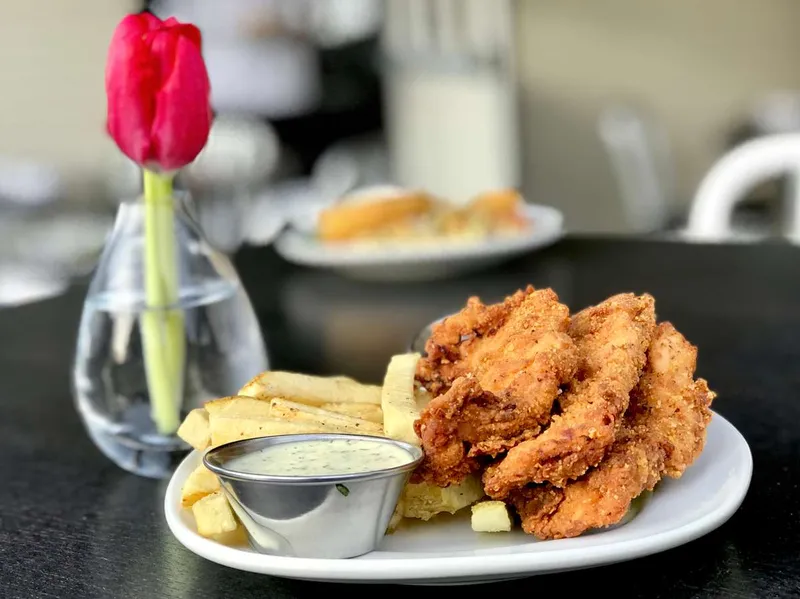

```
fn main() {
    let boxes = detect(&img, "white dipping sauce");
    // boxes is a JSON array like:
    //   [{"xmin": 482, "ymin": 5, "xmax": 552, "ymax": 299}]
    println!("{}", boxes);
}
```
[{"xmin": 225, "ymin": 438, "xmax": 413, "ymax": 476}]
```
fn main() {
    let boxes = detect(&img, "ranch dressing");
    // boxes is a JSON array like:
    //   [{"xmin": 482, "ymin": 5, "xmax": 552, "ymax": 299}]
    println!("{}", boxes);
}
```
[{"xmin": 225, "ymin": 438, "xmax": 413, "ymax": 476}]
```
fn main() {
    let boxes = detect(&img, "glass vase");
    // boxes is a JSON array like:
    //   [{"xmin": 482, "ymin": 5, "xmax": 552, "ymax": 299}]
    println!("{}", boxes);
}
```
[{"xmin": 72, "ymin": 194, "xmax": 269, "ymax": 478}]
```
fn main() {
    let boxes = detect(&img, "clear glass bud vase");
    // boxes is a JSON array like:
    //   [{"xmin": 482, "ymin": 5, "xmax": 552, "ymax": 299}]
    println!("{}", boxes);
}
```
[{"xmin": 72, "ymin": 194, "xmax": 269, "ymax": 478}]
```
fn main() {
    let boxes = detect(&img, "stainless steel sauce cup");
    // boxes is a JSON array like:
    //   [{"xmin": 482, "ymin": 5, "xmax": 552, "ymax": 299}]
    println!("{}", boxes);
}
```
[{"xmin": 203, "ymin": 433, "xmax": 423, "ymax": 559}]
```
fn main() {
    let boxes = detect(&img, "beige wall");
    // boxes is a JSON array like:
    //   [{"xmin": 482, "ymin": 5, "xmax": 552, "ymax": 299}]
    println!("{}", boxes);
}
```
[
  {"xmin": 516, "ymin": 0, "xmax": 800, "ymax": 233},
  {"xmin": 0, "ymin": 0, "xmax": 137, "ymax": 200}
]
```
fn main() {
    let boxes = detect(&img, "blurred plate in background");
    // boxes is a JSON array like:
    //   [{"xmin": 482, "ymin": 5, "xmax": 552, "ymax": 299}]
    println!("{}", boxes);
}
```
[{"xmin": 273, "ymin": 203, "xmax": 564, "ymax": 281}]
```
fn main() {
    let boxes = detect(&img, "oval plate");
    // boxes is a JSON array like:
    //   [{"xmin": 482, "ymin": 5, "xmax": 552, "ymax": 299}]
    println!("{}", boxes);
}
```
[
  {"xmin": 273, "ymin": 204, "xmax": 565, "ymax": 282},
  {"xmin": 165, "ymin": 412, "xmax": 751, "ymax": 585}
]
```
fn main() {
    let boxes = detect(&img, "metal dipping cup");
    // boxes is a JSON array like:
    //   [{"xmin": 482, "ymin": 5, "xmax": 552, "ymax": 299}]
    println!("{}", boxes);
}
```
[{"xmin": 203, "ymin": 433, "xmax": 423, "ymax": 559}]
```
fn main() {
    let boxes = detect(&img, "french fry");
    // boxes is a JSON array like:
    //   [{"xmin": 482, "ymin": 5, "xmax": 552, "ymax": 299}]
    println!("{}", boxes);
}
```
[
  {"xmin": 414, "ymin": 386, "xmax": 433, "ymax": 411},
  {"xmin": 176, "ymin": 408, "xmax": 210, "ymax": 451},
  {"xmin": 471, "ymin": 501, "xmax": 512, "ymax": 532},
  {"xmin": 319, "ymin": 402, "xmax": 383, "ymax": 424},
  {"xmin": 192, "ymin": 491, "xmax": 238, "ymax": 537},
  {"xmin": 180, "ymin": 464, "xmax": 221, "ymax": 508},
  {"xmin": 268, "ymin": 398, "xmax": 383, "ymax": 435},
  {"xmin": 387, "ymin": 495, "xmax": 406, "ymax": 533},
  {"xmin": 380, "ymin": 353, "xmax": 485, "ymax": 523},
  {"xmin": 238, "ymin": 371, "xmax": 381, "ymax": 406},
  {"xmin": 401, "ymin": 475, "xmax": 485, "ymax": 520},
  {"xmin": 381, "ymin": 353, "xmax": 422, "ymax": 446},
  {"xmin": 204, "ymin": 395, "xmax": 273, "ymax": 419},
  {"xmin": 209, "ymin": 525, "xmax": 248, "ymax": 547},
  {"xmin": 208, "ymin": 414, "xmax": 383, "ymax": 447},
  {"xmin": 209, "ymin": 415, "xmax": 324, "ymax": 447}
]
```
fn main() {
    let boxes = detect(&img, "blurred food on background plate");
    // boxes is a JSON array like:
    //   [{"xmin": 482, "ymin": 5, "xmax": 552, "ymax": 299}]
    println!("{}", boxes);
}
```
[{"xmin": 316, "ymin": 186, "xmax": 531, "ymax": 246}]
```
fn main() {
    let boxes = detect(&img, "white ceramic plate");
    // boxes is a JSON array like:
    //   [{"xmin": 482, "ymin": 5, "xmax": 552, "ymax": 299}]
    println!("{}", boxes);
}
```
[
  {"xmin": 273, "ymin": 204, "xmax": 565, "ymax": 282},
  {"xmin": 164, "ymin": 412, "xmax": 751, "ymax": 585}
]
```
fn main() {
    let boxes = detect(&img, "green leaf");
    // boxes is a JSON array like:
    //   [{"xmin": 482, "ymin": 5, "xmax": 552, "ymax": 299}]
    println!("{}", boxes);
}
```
[{"xmin": 336, "ymin": 484, "xmax": 350, "ymax": 497}]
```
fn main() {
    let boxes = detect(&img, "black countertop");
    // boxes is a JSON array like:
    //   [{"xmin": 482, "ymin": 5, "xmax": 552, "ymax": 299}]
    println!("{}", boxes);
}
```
[{"xmin": 2, "ymin": 237, "xmax": 799, "ymax": 598}]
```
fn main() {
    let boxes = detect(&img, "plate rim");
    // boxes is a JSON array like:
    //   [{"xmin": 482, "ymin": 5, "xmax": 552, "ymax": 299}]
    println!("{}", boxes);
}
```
[
  {"xmin": 164, "ymin": 411, "xmax": 752, "ymax": 582},
  {"xmin": 273, "ymin": 204, "xmax": 565, "ymax": 267}
]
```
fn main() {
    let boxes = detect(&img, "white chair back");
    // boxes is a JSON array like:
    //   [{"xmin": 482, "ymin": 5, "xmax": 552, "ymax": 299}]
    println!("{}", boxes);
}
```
[{"xmin": 686, "ymin": 133, "xmax": 800, "ymax": 242}]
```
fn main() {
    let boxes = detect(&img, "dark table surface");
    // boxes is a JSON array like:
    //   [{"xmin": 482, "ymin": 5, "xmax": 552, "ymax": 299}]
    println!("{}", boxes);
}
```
[{"xmin": 2, "ymin": 237, "xmax": 799, "ymax": 599}]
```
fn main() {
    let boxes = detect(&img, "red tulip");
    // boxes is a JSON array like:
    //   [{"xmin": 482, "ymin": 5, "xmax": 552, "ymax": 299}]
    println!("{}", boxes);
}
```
[{"xmin": 105, "ymin": 12, "xmax": 212, "ymax": 172}]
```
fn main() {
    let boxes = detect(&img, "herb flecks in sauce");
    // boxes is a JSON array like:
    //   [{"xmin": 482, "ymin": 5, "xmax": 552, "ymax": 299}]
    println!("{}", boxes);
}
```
[{"xmin": 224, "ymin": 438, "xmax": 413, "ymax": 476}]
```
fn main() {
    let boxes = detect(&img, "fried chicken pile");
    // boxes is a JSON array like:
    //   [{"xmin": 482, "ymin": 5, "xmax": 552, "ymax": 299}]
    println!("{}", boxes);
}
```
[{"xmin": 414, "ymin": 286, "xmax": 716, "ymax": 540}]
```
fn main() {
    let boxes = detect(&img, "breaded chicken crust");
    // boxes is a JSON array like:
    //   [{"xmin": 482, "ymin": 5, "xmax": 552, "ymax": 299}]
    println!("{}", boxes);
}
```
[
  {"xmin": 509, "ymin": 323, "xmax": 715, "ymax": 539},
  {"xmin": 484, "ymin": 293, "xmax": 656, "ymax": 494},
  {"xmin": 414, "ymin": 287, "xmax": 578, "ymax": 485}
]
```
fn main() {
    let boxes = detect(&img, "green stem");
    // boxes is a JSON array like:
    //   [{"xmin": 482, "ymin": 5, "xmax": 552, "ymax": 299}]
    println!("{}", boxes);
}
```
[{"xmin": 141, "ymin": 169, "xmax": 185, "ymax": 435}]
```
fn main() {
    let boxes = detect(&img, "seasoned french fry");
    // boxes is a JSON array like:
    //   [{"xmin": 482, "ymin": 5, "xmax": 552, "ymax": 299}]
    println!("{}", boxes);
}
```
[
  {"xmin": 208, "ymin": 414, "xmax": 382, "ymax": 447},
  {"xmin": 180, "ymin": 464, "xmax": 221, "ymax": 508},
  {"xmin": 471, "ymin": 501, "xmax": 512, "ymax": 532},
  {"xmin": 238, "ymin": 371, "xmax": 381, "ymax": 406},
  {"xmin": 176, "ymin": 408, "xmax": 210, "ymax": 451},
  {"xmin": 381, "ymin": 353, "xmax": 422, "ymax": 446},
  {"xmin": 209, "ymin": 415, "xmax": 324, "ymax": 447},
  {"xmin": 268, "ymin": 398, "xmax": 383, "ymax": 435},
  {"xmin": 319, "ymin": 402, "xmax": 383, "ymax": 424},
  {"xmin": 192, "ymin": 491, "xmax": 238, "ymax": 537},
  {"xmin": 204, "ymin": 395, "xmax": 273, "ymax": 419}
]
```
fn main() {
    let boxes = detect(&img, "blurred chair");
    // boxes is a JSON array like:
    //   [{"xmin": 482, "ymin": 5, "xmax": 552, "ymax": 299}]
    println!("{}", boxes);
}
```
[
  {"xmin": 311, "ymin": 133, "xmax": 390, "ymax": 200},
  {"xmin": 597, "ymin": 105, "xmax": 673, "ymax": 234},
  {"xmin": 748, "ymin": 93, "xmax": 800, "ymax": 237},
  {"xmin": 685, "ymin": 133, "xmax": 800, "ymax": 242}
]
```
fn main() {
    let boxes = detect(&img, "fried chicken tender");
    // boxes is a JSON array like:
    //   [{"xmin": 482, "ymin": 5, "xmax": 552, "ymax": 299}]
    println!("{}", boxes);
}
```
[
  {"xmin": 412, "ymin": 376, "xmax": 501, "ymax": 486},
  {"xmin": 483, "ymin": 293, "xmax": 656, "ymax": 494},
  {"xmin": 508, "ymin": 322, "xmax": 716, "ymax": 540},
  {"xmin": 510, "ymin": 430, "xmax": 665, "ymax": 540},
  {"xmin": 627, "ymin": 322, "xmax": 715, "ymax": 478},
  {"xmin": 416, "ymin": 286, "xmax": 535, "ymax": 395},
  {"xmin": 413, "ymin": 287, "xmax": 578, "ymax": 486}
]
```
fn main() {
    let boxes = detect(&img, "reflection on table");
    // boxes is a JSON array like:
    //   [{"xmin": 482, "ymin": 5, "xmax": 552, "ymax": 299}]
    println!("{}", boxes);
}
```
[{"xmin": 277, "ymin": 257, "xmax": 575, "ymax": 383}]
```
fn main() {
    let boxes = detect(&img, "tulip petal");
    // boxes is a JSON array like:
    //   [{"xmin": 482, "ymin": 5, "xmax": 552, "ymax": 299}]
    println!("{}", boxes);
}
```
[
  {"xmin": 145, "ymin": 22, "xmax": 202, "ymax": 90},
  {"xmin": 149, "ymin": 28, "xmax": 212, "ymax": 170},
  {"xmin": 162, "ymin": 17, "xmax": 203, "ymax": 50},
  {"xmin": 105, "ymin": 13, "xmax": 163, "ymax": 165},
  {"xmin": 105, "ymin": 13, "xmax": 211, "ymax": 171}
]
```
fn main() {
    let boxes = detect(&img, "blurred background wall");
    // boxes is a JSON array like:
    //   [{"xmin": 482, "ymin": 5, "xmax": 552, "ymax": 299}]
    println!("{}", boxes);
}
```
[
  {"xmin": 515, "ymin": 0, "xmax": 800, "ymax": 233},
  {"xmin": 0, "ymin": 0, "xmax": 138, "ymax": 202}
]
